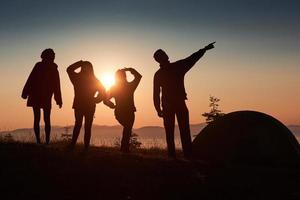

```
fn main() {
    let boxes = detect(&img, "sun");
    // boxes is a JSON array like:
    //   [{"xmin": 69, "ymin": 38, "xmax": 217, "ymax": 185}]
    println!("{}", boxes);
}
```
[{"xmin": 101, "ymin": 73, "xmax": 115, "ymax": 90}]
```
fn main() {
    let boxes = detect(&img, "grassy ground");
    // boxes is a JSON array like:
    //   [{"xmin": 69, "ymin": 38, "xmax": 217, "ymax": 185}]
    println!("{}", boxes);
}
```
[{"xmin": 1, "ymin": 142, "xmax": 300, "ymax": 200}]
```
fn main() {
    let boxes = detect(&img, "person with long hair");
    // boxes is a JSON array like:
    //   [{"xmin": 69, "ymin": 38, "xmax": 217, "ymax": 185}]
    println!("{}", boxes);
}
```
[
  {"xmin": 22, "ymin": 48, "xmax": 62, "ymax": 144},
  {"xmin": 67, "ymin": 60, "xmax": 106, "ymax": 149},
  {"xmin": 105, "ymin": 68, "xmax": 142, "ymax": 153}
]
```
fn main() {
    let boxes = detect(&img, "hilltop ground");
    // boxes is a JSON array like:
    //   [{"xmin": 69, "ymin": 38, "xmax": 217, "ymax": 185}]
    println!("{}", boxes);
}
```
[{"xmin": 1, "ymin": 142, "xmax": 300, "ymax": 200}]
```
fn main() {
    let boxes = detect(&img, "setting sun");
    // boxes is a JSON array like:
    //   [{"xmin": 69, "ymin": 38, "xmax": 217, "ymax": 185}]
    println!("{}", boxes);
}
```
[{"xmin": 101, "ymin": 73, "xmax": 115, "ymax": 90}]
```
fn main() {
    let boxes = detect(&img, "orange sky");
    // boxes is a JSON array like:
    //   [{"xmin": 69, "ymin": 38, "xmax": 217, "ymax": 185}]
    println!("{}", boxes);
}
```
[
  {"xmin": 0, "ymin": 1, "xmax": 299, "ymax": 130},
  {"xmin": 1, "ymin": 35, "xmax": 299, "ymax": 130}
]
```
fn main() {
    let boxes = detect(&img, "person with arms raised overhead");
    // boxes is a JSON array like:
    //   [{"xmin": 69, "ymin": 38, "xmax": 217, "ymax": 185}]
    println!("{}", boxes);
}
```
[
  {"xmin": 153, "ymin": 42, "xmax": 215, "ymax": 158},
  {"xmin": 105, "ymin": 68, "xmax": 142, "ymax": 153},
  {"xmin": 67, "ymin": 60, "xmax": 106, "ymax": 150},
  {"xmin": 22, "ymin": 48, "xmax": 62, "ymax": 144}
]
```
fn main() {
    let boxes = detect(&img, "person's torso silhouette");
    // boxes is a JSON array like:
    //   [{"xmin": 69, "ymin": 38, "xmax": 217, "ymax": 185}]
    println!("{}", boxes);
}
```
[
  {"xmin": 22, "ymin": 48, "xmax": 62, "ymax": 144},
  {"xmin": 67, "ymin": 60, "xmax": 106, "ymax": 149},
  {"xmin": 105, "ymin": 68, "xmax": 142, "ymax": 152},
  {"xmin": 23, "ymin": 61, "xmax": 62, "ymax": 109},
  {"xmin": 154, "ymin": 48, "xmax": 211, "ymax": 106},
  {"xmin": 110, "ymin": 76, "xmax": 140, "ymax": 113},
  {"xmin": 153, "ymin": 43, "xmax": 215, "ymax": 158},
  {"xmin": 68, "ymin": 68, "xmax": 103, "ymax": 112}
]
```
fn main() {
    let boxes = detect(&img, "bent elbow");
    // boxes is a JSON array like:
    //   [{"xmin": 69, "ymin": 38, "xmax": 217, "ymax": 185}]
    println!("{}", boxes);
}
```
[{"xmin": 66, "ymin": 67, "xmax": 72, "ymax": 74}]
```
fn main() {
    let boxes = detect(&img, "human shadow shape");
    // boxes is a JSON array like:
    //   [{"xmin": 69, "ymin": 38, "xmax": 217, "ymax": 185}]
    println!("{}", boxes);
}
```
[
  {"xmin": 22, "ymin": 48, "xmax": 62, "ymax": 144},
  {"xmin": 153, "ymin": 42, "xmax": 215, "ymax": 158},
  {"xmin": 105, "ymin": 67, "xmax": 142, "ymax": 153},
  {"xmin": 67, "ymin": 60, "xmax": 106, "ymax": 149}
]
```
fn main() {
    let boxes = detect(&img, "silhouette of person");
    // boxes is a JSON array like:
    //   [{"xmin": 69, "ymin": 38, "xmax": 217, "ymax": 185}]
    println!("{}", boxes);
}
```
[
  {"xmin": 153, "ymin": 42, "xmax": 215, "ymax": 158},
  {"xmin": 105, "ymin": 68, "xmax": 142, "ymax": 153},
  {"xmin": 22, "ymin": 48, "xmax": 62, "ymax": 144},
  {"xmin": 67, "ymin": 60, "xmax": 106, "ymax": 149}
]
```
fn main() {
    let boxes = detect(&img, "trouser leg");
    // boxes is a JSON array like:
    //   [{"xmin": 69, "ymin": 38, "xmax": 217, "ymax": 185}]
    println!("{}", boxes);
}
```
[
  {"xmin": 163, "ymin": 109, "xmax": 176, "ymax": 157},
  {"xmin": 121, "ymin": 127, "xmax": 131, "ymax": 152},
  {"xmin": 43, "ymin": 108, "xmax": 51, "ymax": 144},
  {"xmin": 176, "ymin": 102, "xmax": 192, "ymax": 158},
  {"xmin": 71, "ymin": 109, "xmax": 83, "ymax": 147},
  {"xmin": 33, "ymin": 107, "xmax": 41, "ymax": 144},
  {"xmin": 84, "ymin": 111, "xmax": 94, "ymax": 149},
  {"xmin": 120, "ymin": 113, "xmax": 135, "ymax": 153}
]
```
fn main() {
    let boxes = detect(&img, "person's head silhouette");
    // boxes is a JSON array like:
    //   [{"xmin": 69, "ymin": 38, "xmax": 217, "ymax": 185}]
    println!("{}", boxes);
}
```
[
  {"xmin": 80, "ymin": 61, "xmax": 95, "ymax": 77},
  {"xmin": 115, "ymin": 69, "xmax": 127, "ymax": 84},
  {"xmin": 153, "ymin": 49, "xmax": 169, "ymax": 65},
  {"xmin": 41, "ymin": 48, "xmax": 55, "ymax": 63}
]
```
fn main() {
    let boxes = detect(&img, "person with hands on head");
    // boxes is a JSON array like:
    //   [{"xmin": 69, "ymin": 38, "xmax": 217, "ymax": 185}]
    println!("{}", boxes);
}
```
[
  {"xmin": 67, "ymin": 60, "xmax": 106, "ymax": 150},
  {"xmin": 104, "ymin": 67, "xmax": 142, "ymax": 153},
  {"xmin": 153, "ymin": 42, "xmax": 215, "ymax": 158},
  {"xmin": 22, "ymin": 48, "xmax": 62, "ymax": 144}
]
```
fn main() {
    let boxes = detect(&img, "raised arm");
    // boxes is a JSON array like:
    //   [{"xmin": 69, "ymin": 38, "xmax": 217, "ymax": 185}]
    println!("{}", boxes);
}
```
[
  {"xmin": 177, "ymin": 42, "xmax": 215, "ymax": 73},
  {"xmin": 126, "ymin": 68, "xmax": 142, "ymax": 90},
  {"xmin": 66, "ymin": 60, "xmax": 83, "ymax": 82},
  {"xmin": 153, "ymin": 73, "xmax": 163, "ymax": 117}
]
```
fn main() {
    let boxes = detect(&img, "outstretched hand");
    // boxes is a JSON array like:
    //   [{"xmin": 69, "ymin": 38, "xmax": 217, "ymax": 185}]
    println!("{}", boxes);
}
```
[
  {"xmin": 205, "ymin": 42, "xmax": 215, "ymax": 51},
  {"xmin": 104, "ymin": 100, "xmax": 116, "ymax": 109}
]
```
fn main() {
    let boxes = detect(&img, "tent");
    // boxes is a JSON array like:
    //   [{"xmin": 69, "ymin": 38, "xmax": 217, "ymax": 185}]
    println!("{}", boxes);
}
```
[{"xmin": 192, "ymin": 111, "xmax": 300, "ymax": 165}]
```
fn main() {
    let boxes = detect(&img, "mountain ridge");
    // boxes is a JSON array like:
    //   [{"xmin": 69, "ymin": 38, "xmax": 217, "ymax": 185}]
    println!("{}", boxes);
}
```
[{"xmin": 1, "ymin": 123, "xmax": 299, "ymax": 142}]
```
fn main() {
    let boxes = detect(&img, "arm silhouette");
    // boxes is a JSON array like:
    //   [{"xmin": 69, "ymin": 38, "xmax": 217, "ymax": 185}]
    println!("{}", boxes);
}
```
[
  {"xmin": 126, "ymin": 68, "xmax": 142, "ymax": 90},
  {"xmin": 66, "ymin": 60, "xmax": 83, "ymax": 83},
  {"xmin": 22, "ymin": 63, "xmax": 39, "ymax": 99},
  {"xmin": 177, "ymin": 42, "xmax": 215, "ymax": 73},
  {"xmin": 53, "ymin": 67, "xmax": 62, "ymax": 108},
  {"xmin": 153, "ymin": 73, "xmax": 163, "ymax": 117},
  {"xmin": 103, "ymin": 88, "xmax": 116, "ymax": 109},
  {"xmin": 94, "ymin": 79, "xmax": 108, "ymax": 104}
]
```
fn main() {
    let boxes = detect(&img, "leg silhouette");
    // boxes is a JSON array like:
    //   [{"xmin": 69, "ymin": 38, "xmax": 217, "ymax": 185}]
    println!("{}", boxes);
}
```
[
  {"xmin": 43, "ymin": 108, "xmax": 51, "ymax": 144},
  {"xmin": 121, "ymin": 125, "xmax": 132, "ymax": 153},
  {"xmin": 116, "ymin": 112, "xmax": 135, "ymax": 153},
  {"xmin": 33, "ymin": 107, "xmax": 41, "ymax": 144},
  {"xmin": 71, "ymin": 110, "xmax": 83, "ymax": 147},
  {"xmin": 84, "ymin": 112, "xmax": 94, "ymax": 149},
  {"xmin": 163, "ymin": 109, "xmax": 176, "ymax": 157},
  {"xmin": 176, "ymin": 103, "xmax": 192, "ymax": 158}
]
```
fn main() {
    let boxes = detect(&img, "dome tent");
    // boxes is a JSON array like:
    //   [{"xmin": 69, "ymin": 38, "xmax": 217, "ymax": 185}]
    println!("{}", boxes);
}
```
[{"xmin": 192, "ymin": 111, "xmax": 300, "ymax": 165}]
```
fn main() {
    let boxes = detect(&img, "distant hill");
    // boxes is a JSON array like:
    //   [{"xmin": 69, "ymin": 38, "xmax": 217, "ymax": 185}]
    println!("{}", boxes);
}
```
[
  {"xmin": 133, "ymin": 123, "xmax": 206, "ymax": 138},
  {"xmin": 0, "ymin": 123, "xmax": 206, "ymax": 138},
  {"xmin": 1, "ymin": 123, "xmax": 299, "ymax": 145}
]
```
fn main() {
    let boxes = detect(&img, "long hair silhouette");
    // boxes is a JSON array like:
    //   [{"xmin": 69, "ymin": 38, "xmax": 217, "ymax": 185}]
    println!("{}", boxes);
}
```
[{"xmin": 67, "ymin": 60, "xmax": 106, "ymax": 149}]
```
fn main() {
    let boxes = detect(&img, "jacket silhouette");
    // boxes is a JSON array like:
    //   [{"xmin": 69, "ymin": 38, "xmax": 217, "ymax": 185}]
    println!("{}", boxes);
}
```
[
  {"xmin": 105, "ymin": 68, "xmax": 142, "ymax": 152},
  {"xmin": 67, "ymin": 60, "xmax": 106, "ymax": 149},
  {"xmin": 22, "ymin": 60, "xmax": 62, "ymax": 108},
  {"xmin": 153, "ymin": 42, "xmax": 215, "ymax": 158},
  {"xmin": 22, "ymin": 48, "xmax": 62, "ymax": 144}
]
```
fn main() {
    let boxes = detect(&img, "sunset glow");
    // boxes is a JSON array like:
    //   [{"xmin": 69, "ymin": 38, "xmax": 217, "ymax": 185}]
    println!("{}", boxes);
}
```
[
  {"xmin": 100, "ymin": 73, "xmax": 115, "ymax": 90},
  {"xmin": 0, "ymin": 0, "xmax": 299, "ymax": 129}
]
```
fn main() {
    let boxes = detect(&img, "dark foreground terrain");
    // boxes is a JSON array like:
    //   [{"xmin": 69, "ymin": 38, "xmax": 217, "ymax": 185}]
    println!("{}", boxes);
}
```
[{"xmin": 1, "ymin": 142, "xmax": 299, "ymax": 200}]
